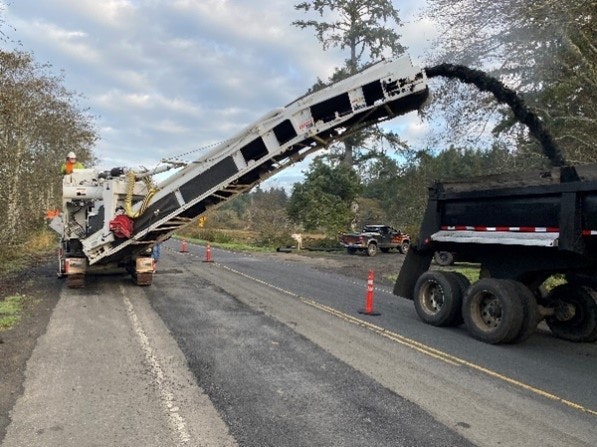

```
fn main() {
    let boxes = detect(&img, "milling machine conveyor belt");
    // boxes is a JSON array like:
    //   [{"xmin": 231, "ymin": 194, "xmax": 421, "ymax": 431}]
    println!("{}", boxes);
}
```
[{"xmin": 83, "ymin": 56, "xmax": 429, "ymax": 265}]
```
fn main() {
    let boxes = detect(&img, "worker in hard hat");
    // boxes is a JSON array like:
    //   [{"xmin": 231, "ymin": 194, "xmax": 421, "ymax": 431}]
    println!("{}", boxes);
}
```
[{"xmin": 60, "ymin": 152, "xmax": 85, "ymax": 175}]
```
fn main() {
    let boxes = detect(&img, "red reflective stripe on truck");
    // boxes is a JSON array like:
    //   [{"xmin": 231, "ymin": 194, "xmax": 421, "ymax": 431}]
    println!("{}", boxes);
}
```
[
  {"xmin": 441, "ymin": 226, "xmax": 560, "ymax": 232},
  {"xmin": 442, "ymin": 226, "xmax": 597, "ymax": 234}
]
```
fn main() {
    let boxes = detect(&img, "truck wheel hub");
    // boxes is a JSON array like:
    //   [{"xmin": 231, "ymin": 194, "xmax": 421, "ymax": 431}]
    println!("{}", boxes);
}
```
[
  {"xmin": 426, "ymin": 286, "xmax": 444, "ymax": 311},
  {"xmin": 480, "ymin": 297, "xmax": 502, "ymax": 327}
]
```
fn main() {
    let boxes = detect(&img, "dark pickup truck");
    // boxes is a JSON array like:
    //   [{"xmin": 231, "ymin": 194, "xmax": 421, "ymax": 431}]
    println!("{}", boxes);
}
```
[{"xmin": 339, "ymin": 225, "xmax": 410, "ymax": 256}]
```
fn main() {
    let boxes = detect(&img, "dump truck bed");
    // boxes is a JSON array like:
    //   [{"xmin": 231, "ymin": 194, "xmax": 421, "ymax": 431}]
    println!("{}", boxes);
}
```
[
  {"xmin": 422, "ymin": 164, "xmax": 597, "ymax": 254},
  {"xmin": 393, "ymin": 163, "xmax": 597, "ymax": 344},
  {"xmin": 395, "ymin": 163, "xmax": 597, "ymax": 300}
]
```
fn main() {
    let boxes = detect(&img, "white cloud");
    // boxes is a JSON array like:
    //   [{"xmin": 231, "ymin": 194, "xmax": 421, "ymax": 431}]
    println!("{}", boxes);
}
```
[
  {"xmin": 1, "ymin": 0, "xmax": 438, "ymax": 181},
  {"xmin": 52, "ymin": 0, "xmax": 137, "ymax": 28}
]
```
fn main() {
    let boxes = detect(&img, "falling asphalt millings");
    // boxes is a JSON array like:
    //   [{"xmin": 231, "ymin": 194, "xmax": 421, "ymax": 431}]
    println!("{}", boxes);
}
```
[{"xmin": 425, "ymin": 63, "xmax": 566, "ymax": 168}]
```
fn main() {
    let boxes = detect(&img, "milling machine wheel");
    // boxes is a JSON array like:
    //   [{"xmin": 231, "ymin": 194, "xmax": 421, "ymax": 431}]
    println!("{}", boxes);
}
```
[
  {"xmin": 134, "ymin": 272, "xmax": 153, "ymax": 286},
  {"xmin": 67, "ymin": 274, "xmax": 85, "ymax": 289}
]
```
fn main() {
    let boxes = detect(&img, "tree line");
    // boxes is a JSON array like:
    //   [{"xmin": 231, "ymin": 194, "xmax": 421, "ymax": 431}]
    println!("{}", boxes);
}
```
[
  {"xmin": 273, "ymin": 0, "xmax": 595, "ymax": 239},
  {"xmin": 0, "ymin": 49, "xmax": 96, "ymax": 248},
  {"xmin": 205, "ymin": 143, "xmax": 531, "ymax": 243}
]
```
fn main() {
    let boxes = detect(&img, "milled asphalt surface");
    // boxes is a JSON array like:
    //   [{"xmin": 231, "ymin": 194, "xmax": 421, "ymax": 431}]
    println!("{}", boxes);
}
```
[
  {"xmin": 147, "ymin": 268, "xmax": 474, "ymax": 447},
  {"xmin": 193, "ymin": 244, "xmax": 597, "ymax": 412},
  {"xmin": 2, "ymin": 257, "xmax": 474, "ymax": 447},
  {"xmin": 153, "ymin": 242, "xmax": 597, "ymax": 447}
]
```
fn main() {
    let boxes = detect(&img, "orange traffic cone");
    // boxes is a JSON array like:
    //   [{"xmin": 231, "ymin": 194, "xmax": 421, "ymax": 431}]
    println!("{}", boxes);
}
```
[
  {"xmin": 359, "ymin": 270, "xmax": 380, "ymax": 316},
  {"xmin": 204, "ymin": 243, "xmax": 213, "ymax": 263}
]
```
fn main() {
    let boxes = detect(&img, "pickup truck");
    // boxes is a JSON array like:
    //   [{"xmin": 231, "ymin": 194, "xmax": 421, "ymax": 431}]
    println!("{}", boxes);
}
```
[{"xmin": 339, "ymin": 225, "xmax": 410, "ymax": 256}]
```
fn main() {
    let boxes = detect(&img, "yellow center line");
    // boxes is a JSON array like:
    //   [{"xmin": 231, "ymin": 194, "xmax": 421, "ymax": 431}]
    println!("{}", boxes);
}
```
[
  {"xmin": 300, "ymin": 299, "xmax": 596, "ymax": 415},
  {"xmin": 176, "ymin": 248, "xmax": 597, "ymax": 417}
]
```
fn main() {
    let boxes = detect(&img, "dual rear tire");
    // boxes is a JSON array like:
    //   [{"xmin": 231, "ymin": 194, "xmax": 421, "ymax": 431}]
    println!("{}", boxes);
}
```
[
  {"xmin": 462, "ymin": 278, "xmax": 539, "ymax": 344},
  {"xmin": 413, "ymin": 273, "xmax": 540, "ymax": 344}
]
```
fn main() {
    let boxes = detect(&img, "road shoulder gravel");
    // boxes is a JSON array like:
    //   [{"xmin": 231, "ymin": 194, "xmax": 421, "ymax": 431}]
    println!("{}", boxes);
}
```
[{"xmin": 0, "ymin": 259, "xmax": 62, "ymax": 442}]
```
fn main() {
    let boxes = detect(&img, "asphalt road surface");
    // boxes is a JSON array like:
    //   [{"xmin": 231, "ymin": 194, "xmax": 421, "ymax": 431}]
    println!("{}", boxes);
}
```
[{"xmin": 3, "ymin": 240, "xmax": 596, "ymax": 446}]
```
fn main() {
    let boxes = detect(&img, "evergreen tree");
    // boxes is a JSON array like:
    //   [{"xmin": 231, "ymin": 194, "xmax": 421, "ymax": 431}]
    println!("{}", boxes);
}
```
[
  {"xmin": 287, "ymin": 157, "xmax": 361, "ymax": 233},
  {"xmin": 293, "ymin": 0, "xmax": 407, "ymax": 167}
]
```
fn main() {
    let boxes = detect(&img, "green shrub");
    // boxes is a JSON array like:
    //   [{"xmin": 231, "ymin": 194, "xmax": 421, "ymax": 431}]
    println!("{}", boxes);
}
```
[
  {"xmin": 256, "ymin": 231, "xmax": 294, "ymax": 248},
  {"xmin": 199, "ymin": 229, "xmax": 235, "ymax": 244},
  {"xmin": 0, "ymin": 295, "xmax": 25, "ymax": 331},
  {"xmin": 303, "ymin": 236, "xmax": 340, "ymax": 249}
]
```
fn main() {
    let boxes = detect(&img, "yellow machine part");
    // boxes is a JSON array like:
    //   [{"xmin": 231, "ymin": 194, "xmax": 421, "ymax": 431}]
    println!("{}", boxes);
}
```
[{"xmin": 123, "ymin": 170, "xmax": 158, "ymax": 219}]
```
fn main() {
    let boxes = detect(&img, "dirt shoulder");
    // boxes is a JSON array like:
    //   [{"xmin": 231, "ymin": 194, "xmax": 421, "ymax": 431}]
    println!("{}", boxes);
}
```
[
  {"xmin": 267, "ymin": 248, "xmax": 407, "ymax": 287},
  {"xmin": 0, "ymin": 255, "xmax": 63, "ymax": 441}
]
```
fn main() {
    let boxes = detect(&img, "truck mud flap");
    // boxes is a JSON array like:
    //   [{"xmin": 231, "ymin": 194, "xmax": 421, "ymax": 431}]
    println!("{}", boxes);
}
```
[
  {"xmin": 67, "ymin": 273, "xmax": 85, "ymax": 288},
  {"xmin": 393, "ymin": 249, "xmax": 433, "ymax": 300}
]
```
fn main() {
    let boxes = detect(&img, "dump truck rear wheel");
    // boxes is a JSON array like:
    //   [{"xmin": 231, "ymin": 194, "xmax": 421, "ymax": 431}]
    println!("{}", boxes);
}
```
[
  {"xmin": 506, "ymin": 280, "xmax": 540, "ymax": 343},
  {"xmin": 445, "ymin": 271, "xmax": 471, "ymax": 326},
  {"xmin": 545, "ymin": 284, "xmax": 597, "ymax": 342},
  {"xmin": 462, "ymin": 279, "xmax": 524, "ymax": 344},
  {"xmin": 413, "ymin": 271, "xmax": 462, "ymax": 326}
]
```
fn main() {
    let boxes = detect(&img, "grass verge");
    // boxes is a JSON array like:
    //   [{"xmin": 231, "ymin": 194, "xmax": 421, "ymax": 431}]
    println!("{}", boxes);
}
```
[
  {"xmin": 442, "ymin": 265, "xmax": 565, "ymax": 291},
  {"xmin": 175, "ymin": 235, "xmax": 275, "ymax": 253},
  {"xmin": 0, "ymin": 230, "xmax": 57, "ymax": 332},
  {"xmin": 0, "ymin": 230, "xmax": 58, "ymax": 278},
  {"xmin": 442, "ymin": 265, "xmax": 480, "ymax": 284},
  {"xmin": 0, "ymin": 295, "xmax": 26, "ymax": 331}
]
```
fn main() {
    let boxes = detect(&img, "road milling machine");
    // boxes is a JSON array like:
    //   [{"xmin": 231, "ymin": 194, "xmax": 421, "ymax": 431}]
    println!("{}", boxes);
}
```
[{"xmin": 49, "ymin": 56, "xmax": 429, "ymax": 287}]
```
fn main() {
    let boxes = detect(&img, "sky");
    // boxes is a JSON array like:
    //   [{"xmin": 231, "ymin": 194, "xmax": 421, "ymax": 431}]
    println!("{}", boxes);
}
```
[{"xmin": 1, "ymin": 0, "xmax": 439, "ymax": 190}]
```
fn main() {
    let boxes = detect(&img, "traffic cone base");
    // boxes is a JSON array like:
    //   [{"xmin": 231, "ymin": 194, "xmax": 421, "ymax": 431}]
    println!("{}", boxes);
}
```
[{"xmin": 358, "ymin": 309, "xmax": 381, "ymax": 316}]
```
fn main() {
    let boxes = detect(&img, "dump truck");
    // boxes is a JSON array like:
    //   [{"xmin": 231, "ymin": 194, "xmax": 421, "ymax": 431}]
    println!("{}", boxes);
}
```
[
  {"xmin": 48, "ymin": 56, "xmax": 429, "ymax": 287},
  {"xmin": 394, "ymin": 164, "xmax": 597, "ymax": 344}
]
